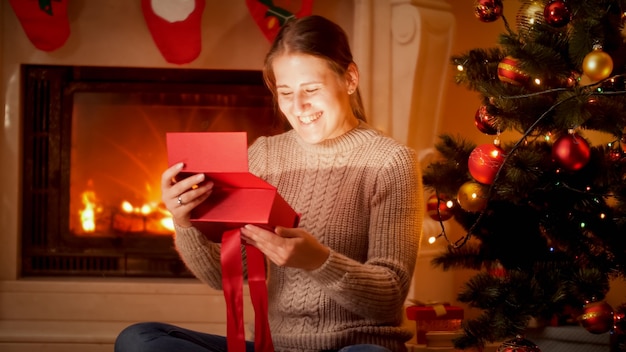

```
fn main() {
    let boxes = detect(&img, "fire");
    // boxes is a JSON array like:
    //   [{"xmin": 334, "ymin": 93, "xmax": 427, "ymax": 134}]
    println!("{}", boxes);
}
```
[
  {"xmin": 161, "ymin": 217, "xmax": 174, "ymax": 232},
  {"xmin": 76, "ymin": 190, "xmax": 174, "ymax": 235},
  {"xmin": 120, "ymin": 200, "xmax": 174, "ymax": 232},
  {"xmin": 80, "ymin": 191, "xmax": 97, "ymax": 233},
  {"xmin": 116, "ymin": 199, "xmax": 175, "ymax": 234}
]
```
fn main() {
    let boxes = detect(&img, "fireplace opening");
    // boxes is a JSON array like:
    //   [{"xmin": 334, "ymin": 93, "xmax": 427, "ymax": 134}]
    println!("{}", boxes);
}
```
[{"xmin": 21, "ymin": 64, "xmax": 284, "ymax": 278}]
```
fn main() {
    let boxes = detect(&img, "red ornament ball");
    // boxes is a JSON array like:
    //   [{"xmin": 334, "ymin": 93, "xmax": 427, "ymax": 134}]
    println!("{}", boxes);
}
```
[
  {"xmin": 468, "ymin": 144, "xmax": 506, "ymax": 185},
  {"xmin": 552, "ymin": 132, "xmax": 591, "ymax": 171},
  {"xmin": 498, "ymin": 56, "xmax": 530, "ymax": 86},
  {"xmin": 497, "ymin": 336, "xmax": 542, "ymax": 352},
  {"xmin": 579, "ymin": 301, "xmax": 614, "ymax": 334},
  {"xmin": 474, "ymin": 105, "xmax": 499, "ymax": 135},
  {"xmin": 544, "ymin": 0, "xmax": 571, "ymax": 27},
  {"xmin": 474, "ymin": 0, "xmax": 504, "ymax": 22},
  {"xmin": 426, "ymin": 194, "xmax": 455, "ymax": 222}
]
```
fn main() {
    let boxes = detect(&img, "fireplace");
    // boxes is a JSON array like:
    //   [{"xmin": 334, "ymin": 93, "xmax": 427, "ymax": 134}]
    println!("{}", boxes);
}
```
[{"xmin": 20, "ymin": 64, "xmax": 284, "ymax": 278}]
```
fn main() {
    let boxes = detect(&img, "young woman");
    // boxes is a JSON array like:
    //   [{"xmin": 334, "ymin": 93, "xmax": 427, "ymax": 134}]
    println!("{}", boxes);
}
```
[{"xmin": 115, "ymin": 15, "xmax": 423, "ymax": 352}]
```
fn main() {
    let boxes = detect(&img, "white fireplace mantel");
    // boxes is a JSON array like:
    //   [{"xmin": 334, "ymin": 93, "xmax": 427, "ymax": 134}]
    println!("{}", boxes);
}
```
[
  {"xmin": 0, "ymin": 1, "xmax": 455, "ymax": 351},
  {"xmin": 353, "ymin": 0, "xmax": 454, "ymax": 153}
]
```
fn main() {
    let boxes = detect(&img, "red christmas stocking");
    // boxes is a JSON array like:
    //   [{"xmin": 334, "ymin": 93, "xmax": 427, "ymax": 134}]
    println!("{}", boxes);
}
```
[
  {"xmin": 246, "ymin": 0, "xmax": 314, "ymax": 42},
  {"xmin": 9, "ymin": 0, "xmax": 70, "ymax": 52},
  {"xmin": 141, "ymin": 0, "xmax": 205, "ymax": 65}
]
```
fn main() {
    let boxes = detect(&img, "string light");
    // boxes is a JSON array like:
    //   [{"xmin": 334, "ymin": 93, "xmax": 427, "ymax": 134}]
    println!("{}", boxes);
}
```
[{"xmin": 432, "ymin": 70, "xmax": 626, "ymax": 249}]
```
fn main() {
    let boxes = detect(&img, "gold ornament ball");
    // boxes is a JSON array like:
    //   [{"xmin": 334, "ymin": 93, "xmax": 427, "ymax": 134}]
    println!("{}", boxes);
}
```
[
  {"xmin": 457, "ymin": 181, "xmax": 489, "ymax": 213},
  {"xmin": 516, "ymin": 0, "xmax": 547, "ymax": 37},
  {"xmin": 582, "ymin": 49, "xmax": 614, "ymax": 82}
]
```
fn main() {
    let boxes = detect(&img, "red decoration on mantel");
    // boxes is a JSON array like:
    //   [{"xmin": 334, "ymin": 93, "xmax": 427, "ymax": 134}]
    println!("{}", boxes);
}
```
[
  {"xmin": 9, "ymin": 0, "xmax": 70, "ymax": 51},
  {"xmin": 246, "ymin": 0, "xmax": 314, "ymax": 42},
  {"xmin": 141, "ymin": 0, "xmax": 206, "ymax": 65}
]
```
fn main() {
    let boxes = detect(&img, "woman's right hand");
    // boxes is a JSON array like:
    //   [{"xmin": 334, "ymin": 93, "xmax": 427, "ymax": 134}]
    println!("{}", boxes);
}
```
[{"xmin": 161, "ymin": 162, "xmax": 213, "ymax": 228}]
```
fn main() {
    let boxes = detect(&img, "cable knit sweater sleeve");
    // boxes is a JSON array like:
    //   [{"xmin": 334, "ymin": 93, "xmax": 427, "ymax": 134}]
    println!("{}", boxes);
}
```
[
  {"xmin": 173, "ymin": 224, "xmax": 224, "ymax": 289},
  {"xmin": 306, "ymin": 144, "xmax": 422, "ymax": 322}
]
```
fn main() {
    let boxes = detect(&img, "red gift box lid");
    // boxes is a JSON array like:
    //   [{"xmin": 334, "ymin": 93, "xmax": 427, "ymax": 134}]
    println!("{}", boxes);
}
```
[
  {"xmin": 406, "ymin": 305, "xmax": 464, "ymax": 320},
  {"xmin": 166, "ymin": 132, "xmax": 300, "ymax": 241}
]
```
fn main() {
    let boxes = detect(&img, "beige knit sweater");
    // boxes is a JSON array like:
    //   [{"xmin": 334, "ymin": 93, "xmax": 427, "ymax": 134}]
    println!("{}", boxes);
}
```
[{"xmin": 174, "ymin": 122, "xmax": 423, "ymax": 352}]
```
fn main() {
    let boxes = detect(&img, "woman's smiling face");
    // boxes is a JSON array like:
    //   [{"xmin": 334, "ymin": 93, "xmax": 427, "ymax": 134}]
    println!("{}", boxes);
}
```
[{"xmin": 272, "ymin": 53, "xmax": 359, "ymax": 144}]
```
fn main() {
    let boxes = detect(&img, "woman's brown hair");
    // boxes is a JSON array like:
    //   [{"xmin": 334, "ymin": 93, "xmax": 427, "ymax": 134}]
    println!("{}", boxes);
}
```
[{"xmin": 262, "ymin": 15, "xmax": 367, "ymax": 123}]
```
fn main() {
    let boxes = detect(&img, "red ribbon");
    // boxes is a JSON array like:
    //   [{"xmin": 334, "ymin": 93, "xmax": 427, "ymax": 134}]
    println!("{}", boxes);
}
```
[{"xmin": 221, "ymin": 228, "xmax": 274, "ymax": 352}]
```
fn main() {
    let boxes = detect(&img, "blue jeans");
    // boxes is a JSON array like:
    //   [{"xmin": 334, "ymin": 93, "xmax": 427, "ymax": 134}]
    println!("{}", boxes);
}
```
[{"xmin": 114, "ymin": 322, "xmax": 392, "ymax": 352}]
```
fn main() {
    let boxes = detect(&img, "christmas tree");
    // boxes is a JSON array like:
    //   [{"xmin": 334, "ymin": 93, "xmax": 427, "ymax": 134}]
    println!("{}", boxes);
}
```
[{"xmin": 423, "ymin": 0, "xmax": 626, "ymax": 350}]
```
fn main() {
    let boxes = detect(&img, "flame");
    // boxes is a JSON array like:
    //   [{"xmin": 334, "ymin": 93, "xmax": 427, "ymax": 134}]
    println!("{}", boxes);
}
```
[
  {"xmin": 80, "ymin": 191, "xmax": 97, "ymax": 233},
  {"xmin": 157, "ymin": 205, "xmax": 175, "ymax": 232},
  {"xmin": 121, "ymin": 201, "xmax": 133, "ymax": 213},
  {"xmin": 77, "ymin": 188, "xmax": 174, "ymax": 235},
  {"xmin": 161, "ymin": 217, "xmax": 174, "ymax": 232},
  {"xmin": 121, "ymin": 200, "xmax": 158, "ymax": 216},
  {"xmin": 119, "ymin": 199, "xmax": 174, "ymax": 234}
]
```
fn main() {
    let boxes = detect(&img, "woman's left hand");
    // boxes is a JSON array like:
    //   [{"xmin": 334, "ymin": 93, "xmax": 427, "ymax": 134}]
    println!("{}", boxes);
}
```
[{"xmin": 240, "ymin": 225, "xmax": 330, "ymax": 271}]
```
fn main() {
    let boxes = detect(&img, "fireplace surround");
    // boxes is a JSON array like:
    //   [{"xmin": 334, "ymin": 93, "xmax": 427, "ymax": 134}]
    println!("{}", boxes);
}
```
[{"xmin": 20, "ymin": 64, "xmax": 283, "ymax": 278}]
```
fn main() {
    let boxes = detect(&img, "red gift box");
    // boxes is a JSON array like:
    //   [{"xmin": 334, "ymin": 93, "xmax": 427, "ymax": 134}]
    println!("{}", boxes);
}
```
[
  {"xmin": 166, "ymin": 131, "xmax": 300, "ymax": 352},
  {"xmin": 166, "ymin": 131, "xmax": 300, "ymax": 241},
  {"xmin": 406, "ymin": 304, "xmax": 464, "ymax": 345}
]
